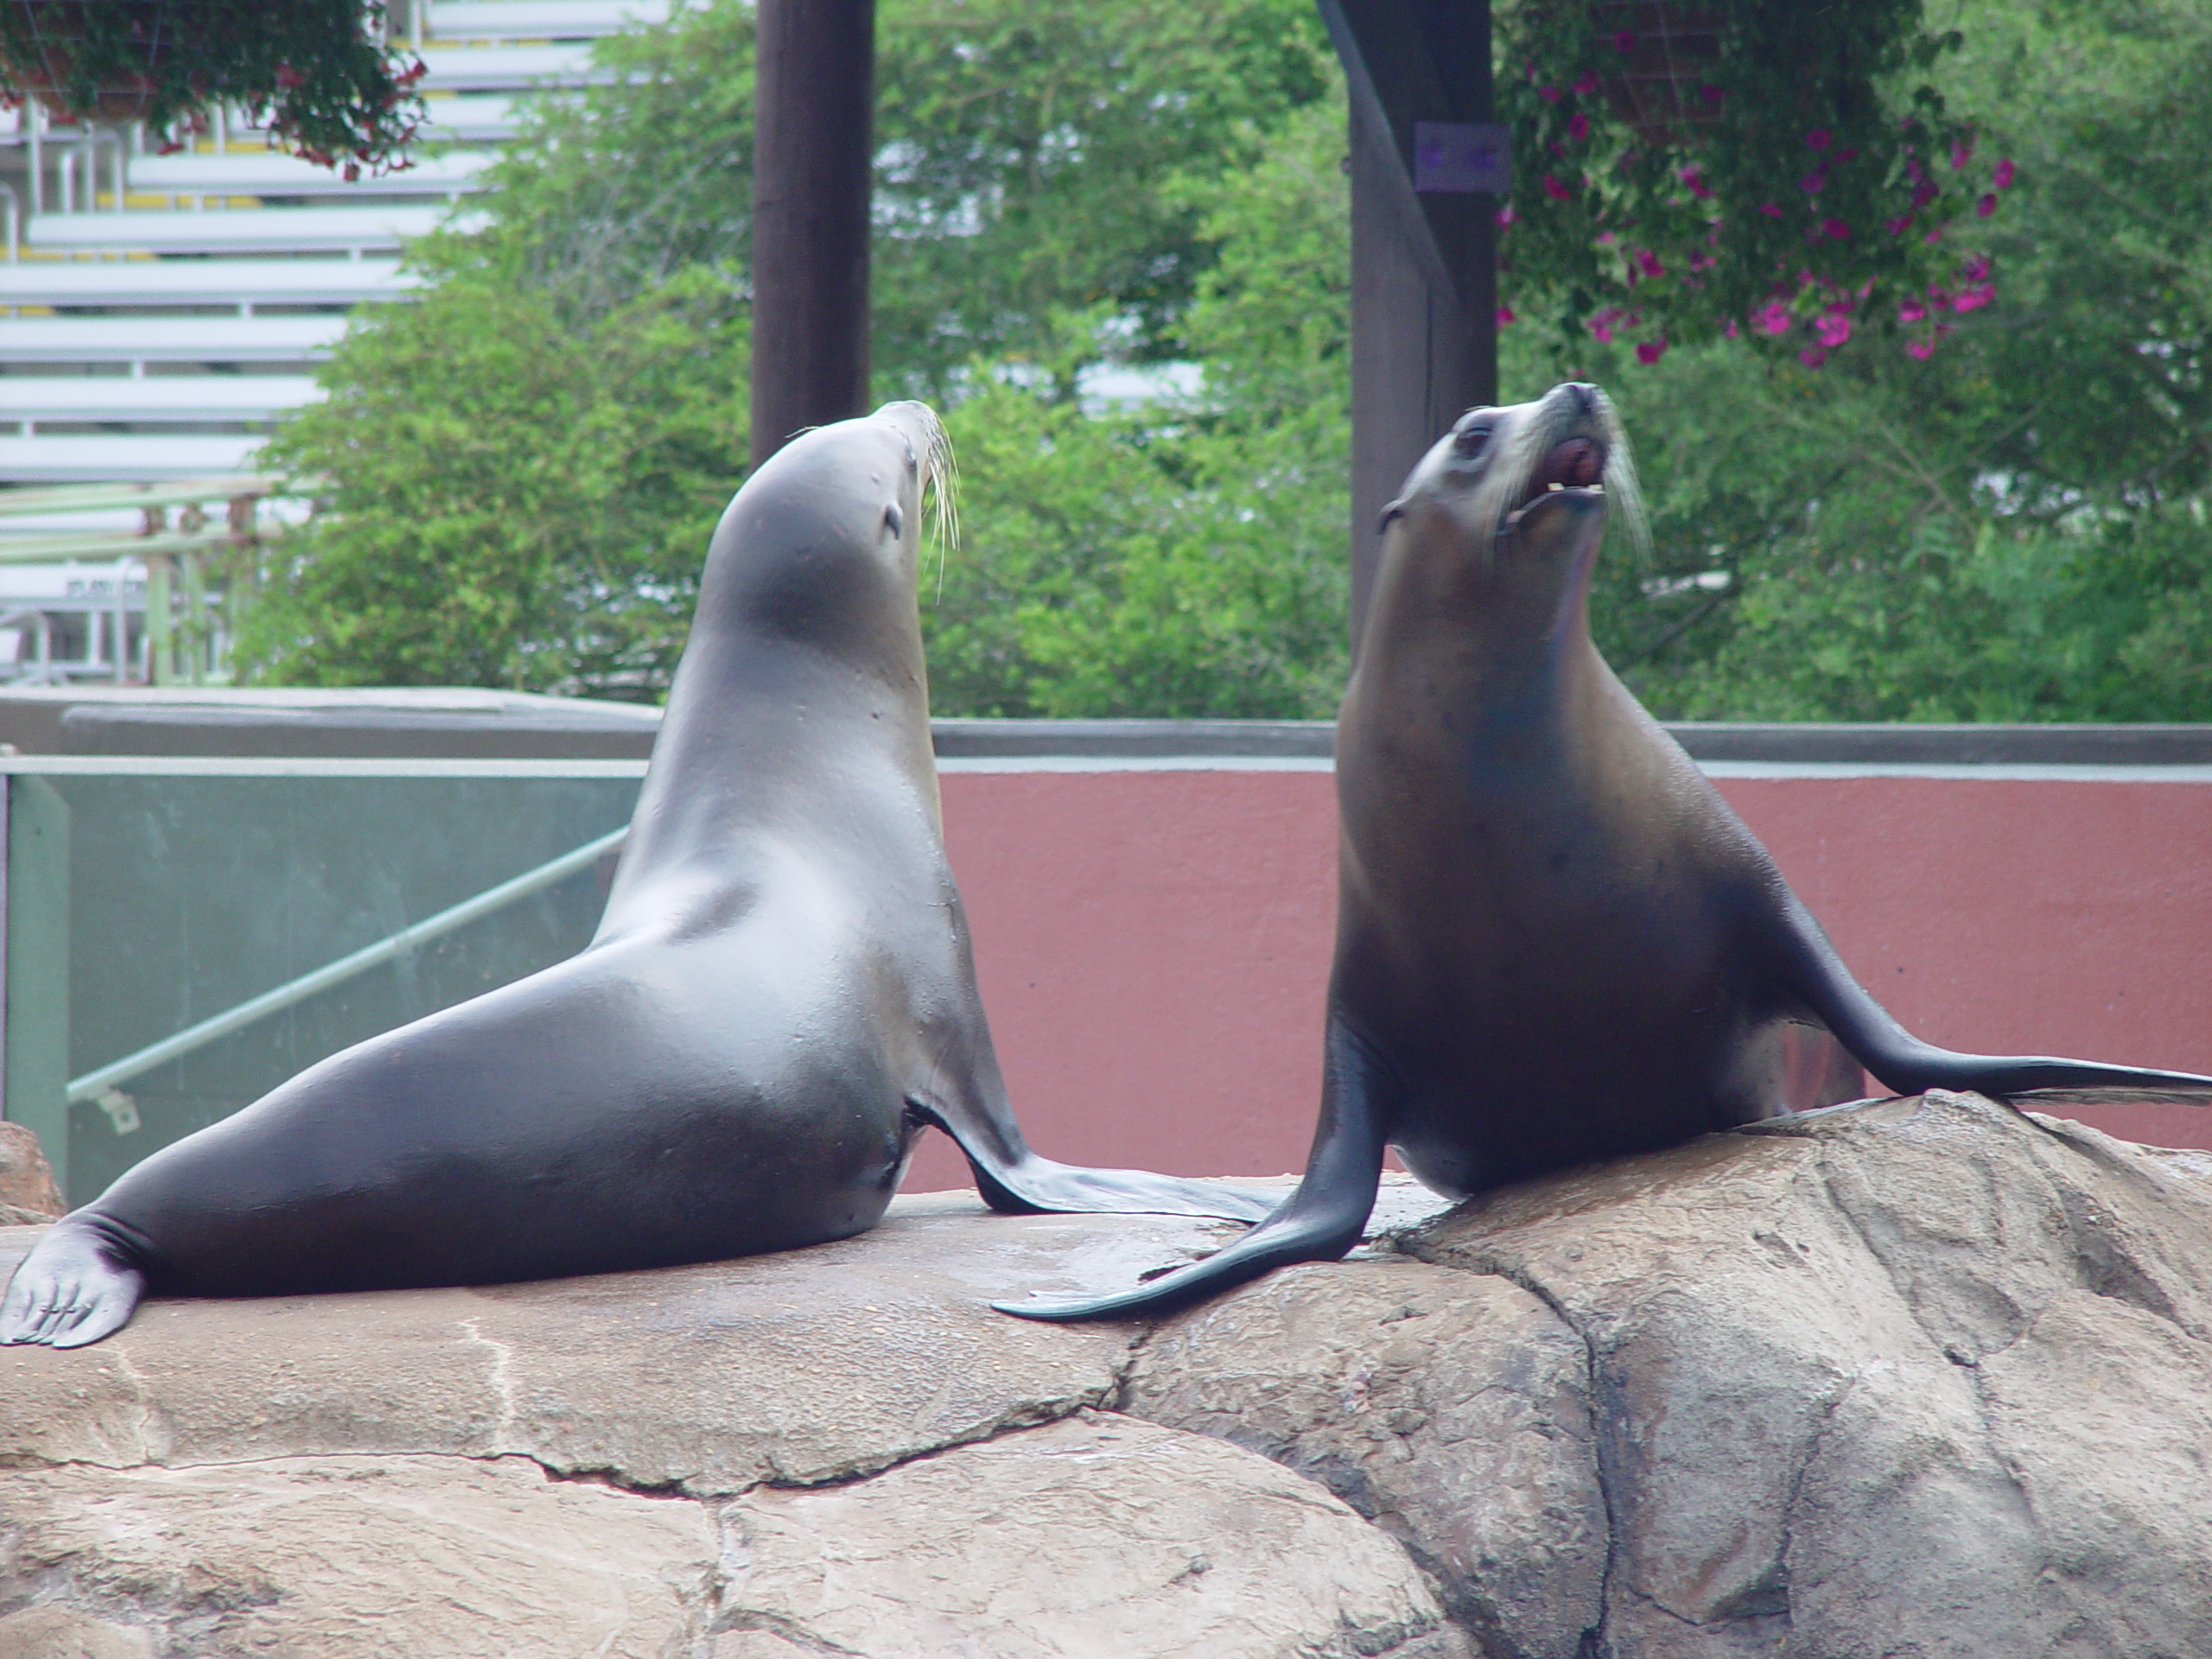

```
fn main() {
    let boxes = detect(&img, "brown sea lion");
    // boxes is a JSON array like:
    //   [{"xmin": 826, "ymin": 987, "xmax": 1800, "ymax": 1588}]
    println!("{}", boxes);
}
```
[
  {"xmin": 3, "ymin": 401, "xmax": 1270, "ymax": 1349},
  {"xmin": 1000, "ymin": 381, "xmax": 2211, "ymax": 1321}
]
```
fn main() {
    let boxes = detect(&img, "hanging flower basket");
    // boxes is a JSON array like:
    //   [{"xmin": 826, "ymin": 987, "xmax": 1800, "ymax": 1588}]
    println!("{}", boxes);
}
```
[
  {"xmin": 0, "ymin": 1, "xmax": 174, "ymax": 124},
  {"xmin": 1591, "ymin": 3, "xmax": 1723, "ymax": 148},
  {"xmin": 1497, "ymin": 0, "xmax": 2016, "ymax": 366},
  {"xmin": 0, "ymin": 0, "xmax": 425, "ymax": 175}
]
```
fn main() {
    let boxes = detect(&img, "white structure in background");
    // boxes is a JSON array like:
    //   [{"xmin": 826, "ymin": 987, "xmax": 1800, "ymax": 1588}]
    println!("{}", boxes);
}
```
[{"xmin": 0, "ymin": 0, "xmax": 669, "ymax": 683}]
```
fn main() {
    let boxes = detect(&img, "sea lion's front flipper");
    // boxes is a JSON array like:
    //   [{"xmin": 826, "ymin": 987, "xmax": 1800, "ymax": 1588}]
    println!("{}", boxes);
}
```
[
  {"xmin": 1, "ymin": 1216, "xmax": 150, "ymax": 1349},
  {"xmin": 992, "ymin": 1017, "xmax": 1395, "ymax": 1322},
  {"xmin": 1759, "ymin": 883, "xmax": 2212, "ymax": 1099}
]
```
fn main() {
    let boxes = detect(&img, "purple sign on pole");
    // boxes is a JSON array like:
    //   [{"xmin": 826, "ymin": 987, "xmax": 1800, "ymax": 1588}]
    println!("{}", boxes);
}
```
[{"xmin": 1413, "ymin": 122, "xmax": 1510, "ymax": 194}]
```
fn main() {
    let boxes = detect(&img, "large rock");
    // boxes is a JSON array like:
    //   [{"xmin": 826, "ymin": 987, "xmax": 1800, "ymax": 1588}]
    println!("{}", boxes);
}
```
[
  {"xmin": 2, "ymin": 1093, "xmax": 2209, "ymax": 1656},
  {"xmin": 0, "ymin": 1125, "xmax": 61, "ymax": 1225},
  {"xmin": 1128, "ymin": 1091, "xmax": 2212, "ymax": 1658}
]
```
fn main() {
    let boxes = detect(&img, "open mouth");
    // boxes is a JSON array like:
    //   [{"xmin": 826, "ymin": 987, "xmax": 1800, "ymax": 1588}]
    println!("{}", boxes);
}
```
[{"xmin": 1505, "ymin": 435, "xmax": 1607, "ymax": 529}]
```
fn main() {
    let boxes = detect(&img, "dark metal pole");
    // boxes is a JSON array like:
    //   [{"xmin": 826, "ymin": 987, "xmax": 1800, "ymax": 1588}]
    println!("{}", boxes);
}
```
[{"xmin": 749, "ymin": 0, "xmax": 875, "ymax": 471}]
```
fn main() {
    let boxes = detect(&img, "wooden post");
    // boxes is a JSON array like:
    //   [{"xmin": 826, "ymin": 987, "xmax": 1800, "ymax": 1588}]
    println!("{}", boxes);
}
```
[
  {"xmin": 1320, "ymin": 0, "xmax": 1498, "ymax": 648},
  {"xmin": 749, "ymin": 0, "xmax": 876, "ymax": 471}
]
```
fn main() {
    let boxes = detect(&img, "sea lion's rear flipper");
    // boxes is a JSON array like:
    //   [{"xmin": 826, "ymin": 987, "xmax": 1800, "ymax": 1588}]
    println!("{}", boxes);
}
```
[
  {"xmin": 1, "ymin": 1216, "xmax": 150, "ymax": 1350},
  {"xmin": 1759, "ymin": 884, "xmax": 2212, "ymax": 1099},
  {"xmin": 991, "ymin": 1018, "xmax": 1395, "ymax": 1322},
  {"xmin": 909, "ymin": 1091, "xmax": 1277, "ymax": 1224}
]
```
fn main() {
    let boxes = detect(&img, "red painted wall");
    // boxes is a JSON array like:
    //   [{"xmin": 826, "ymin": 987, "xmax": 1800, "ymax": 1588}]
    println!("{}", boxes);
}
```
[{"xmin": 903, "ymin": 766, "xmax": 2212, "ymax": 1191}]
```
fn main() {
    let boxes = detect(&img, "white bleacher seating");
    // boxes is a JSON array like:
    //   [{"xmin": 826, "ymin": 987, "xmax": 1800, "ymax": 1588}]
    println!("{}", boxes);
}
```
[
  {"xmin": 126, "ymin": 150, "xmax": 495, "ymax": 199},
  {"xmin": 431, "ymin": 0, "xmax": 672, "ymax": 39},
  {"xmin": 0, "ymin": 0, "xmax": 664, "ymax": 578},
  {"xmin": 419, "ymin": 95, "xmax": 527, "ymax": 142},
  {"xmin": 5, "ymin": 378, "xmax": 323, "ymax": 423},
  {"xmin": 418, "ymin": 43, "xmax": 606, "ymax": 90},
  {"xmin": 0, "ymin": 436, "xmax": 267, "ymax": 483},
  {"xmin": 0, "ymin": 260, "xmax": 414, "ymax": 309},
  {"xmin": 0, "ymin": 317, "xmax": 346, "ymax": 365},
  {"xmin": 28, "ymin": 205, "xmax": 473, "ymax": 256}
]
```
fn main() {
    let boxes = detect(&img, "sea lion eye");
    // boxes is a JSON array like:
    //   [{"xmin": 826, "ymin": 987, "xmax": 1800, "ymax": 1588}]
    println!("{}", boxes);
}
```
[{"xmin": 1452, "ymin": 425, "xmax": 1494, "ymax": 461}]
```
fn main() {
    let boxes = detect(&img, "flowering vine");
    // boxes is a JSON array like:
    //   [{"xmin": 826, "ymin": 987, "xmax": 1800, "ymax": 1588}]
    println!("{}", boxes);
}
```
[
  {"xmin": 1495, "ymin": 1, "xmax": 2014, "ymax": 367},
  {"xmin": 0, "ymin": 2, "xmax": 425, "ymax": 178}
]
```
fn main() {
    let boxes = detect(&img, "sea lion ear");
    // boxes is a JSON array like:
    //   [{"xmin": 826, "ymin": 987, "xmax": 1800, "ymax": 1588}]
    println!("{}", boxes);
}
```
[
  {"xmin": 1377, "ymin": 498, "xmax": 1408, "ymax": 533},
  {"xmin": 884, "ymin": 502, "xmax": 905, "ymax": 539}
]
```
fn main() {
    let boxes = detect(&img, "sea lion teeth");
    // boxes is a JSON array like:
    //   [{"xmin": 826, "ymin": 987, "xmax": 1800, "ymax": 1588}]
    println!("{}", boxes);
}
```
[{"xmin": 1001, "ymin": 378, "xmax": 2212, "ymax": 1325}]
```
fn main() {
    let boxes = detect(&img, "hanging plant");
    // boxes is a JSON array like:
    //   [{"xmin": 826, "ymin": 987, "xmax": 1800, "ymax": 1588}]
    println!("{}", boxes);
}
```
[
  {"xmin": 1496, "ymin": 0, "xmax": 2013, "ymax": 366},
  {"xmin": 0, "ymin": 1, "xmax": 425, "ymax": 178}
]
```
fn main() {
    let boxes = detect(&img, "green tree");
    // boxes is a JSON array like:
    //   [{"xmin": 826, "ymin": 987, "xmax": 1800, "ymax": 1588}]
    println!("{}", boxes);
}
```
[{"xmin": 239, "ymin": 270, "xmax": 746, "ymax": 696}]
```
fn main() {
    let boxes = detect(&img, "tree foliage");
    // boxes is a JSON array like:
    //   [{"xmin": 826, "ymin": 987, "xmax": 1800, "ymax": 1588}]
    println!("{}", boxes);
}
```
[{"xmin": 250, "ymin": 0, "xmax": 2211, "ymax": 721}]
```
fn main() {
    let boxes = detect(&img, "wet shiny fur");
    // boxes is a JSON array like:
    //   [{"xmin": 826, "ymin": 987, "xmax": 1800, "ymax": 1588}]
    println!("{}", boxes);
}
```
[
  {"xmin": 4, "ymin": 402, "xmax": 1269, "ymax": 1348},
  {"xmin": 1002, "ymin": 383, "xmax": 2212, "ymax": 1321}
]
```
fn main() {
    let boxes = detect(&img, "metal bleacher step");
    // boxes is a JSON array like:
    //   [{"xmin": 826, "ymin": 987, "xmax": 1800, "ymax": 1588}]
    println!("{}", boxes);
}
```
[
  {"xmin": 430, "ymin": 0, "xmax": 672, "ymax": 38},
  {"xmin": 127, "ymin": 150, "xmax": 496, "ymax": 200},
  {"xmin": 28, "ymin": 205, "xmax": 479, "ymax": 257},
  {"xmin": 0, "ymin": 259, "xmax": 415, "ymax": 311},
  {"xmin": 3, "ymin": 377, "xmax": 323, "ymax": 423},
  {"xmin": 0, "ymin": 317, "xmax": 347, "ymax": 364},
  {"xmin": 417, "ymin": 42, "xmax": 607, "ymax": 90}
]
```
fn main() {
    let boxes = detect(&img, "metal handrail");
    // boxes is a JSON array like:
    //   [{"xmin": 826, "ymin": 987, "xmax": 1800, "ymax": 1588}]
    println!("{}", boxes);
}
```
[{"xmin": 67, "ymin": 825, "xmax": 627, "ymax": 1102}]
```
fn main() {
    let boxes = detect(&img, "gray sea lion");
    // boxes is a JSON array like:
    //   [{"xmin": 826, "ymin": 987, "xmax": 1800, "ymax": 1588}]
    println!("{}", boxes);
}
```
[
  {"xmin": 1001, "ymin": 381, "xmax": 2212, "ymax": 1322},
  {"xmin": 3, "ymin": 401, "xmax": 1269, "ymax": 1349}
]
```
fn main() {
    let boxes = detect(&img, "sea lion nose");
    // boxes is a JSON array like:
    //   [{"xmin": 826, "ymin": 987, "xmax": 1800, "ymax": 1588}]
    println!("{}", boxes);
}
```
[{"xmin": 1563, "ymin": 382, "xmax": 1598, "ymax": 416}]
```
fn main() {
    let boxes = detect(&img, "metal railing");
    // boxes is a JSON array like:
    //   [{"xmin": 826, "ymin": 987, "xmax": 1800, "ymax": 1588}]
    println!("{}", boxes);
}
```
[{"xmin": 68, "ymin": 824, "xmax": 627, "ymax": 1105}]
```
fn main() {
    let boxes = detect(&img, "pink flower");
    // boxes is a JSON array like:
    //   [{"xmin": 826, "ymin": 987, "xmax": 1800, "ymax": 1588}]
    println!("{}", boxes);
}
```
[
  {"xmin": 1911, "ymin": 182, "xmax": 1939, "ymax": 210},
  {"xmin": 1976, "ymin": 193, "xmax": 1998, "ymax": 217},
  {"xmin": 1963, "ymin": 255, "xmax": 1990, "ymax": 281},
  {"xmin": 1543, "ymin": 173, "xmax": 1572, "ymax": 200},
  {"xmin": 1924, "ymin": 226, "xmax": 1944, "ymax": 245},
  {"xmin": 1834, "ymin": 148, "xmax": 1859, "ymax": 164},
  {"xmin": 1726, "ymin": 318, "xmax": 1741, "ymax": 339},
  {"xmin": 1679, "ymin": 165, "xmax": 1712, "ymax": 199},
  {"xmin": 1637, "ymin": 337, "xmax": 1669, "ymax": 365},
  {"xmin": 1822, "ymin": 218, "xmax": 1852, "ymax": 240},
  {"xmin": 1993, "ymin": 158, "xmax": 2016, "ymax": 188},
  {"xmin": 1541, "ymin": 84, "xmax": 1562, "ymax": 103},
  {"xmin": 1614, "ymin": 29, "xmax": 1637, "ymax": 51},
  {"xmin": 1885, "ymin": 214, "xmax": 1915, "ymax": 235},
  {"xmin": 1806, "ymin": 128, "xmax": 1832, "ymax": 149},
  {"xmin": 1899, "ymin": 298, "xmax": 1927, "ymax": 323},
  {"xmin": 1758, "ymin": 201, "xmax": 1784, "ymax": 218},
  {"xmin": 1755, "ymin": 300, "xmax": 1793, "ymax": 335},
  {"xmin": 1802, "ymin": 171, "xmax": 1827, "ymax": 194},
  {"xmin": 1568, "ymin": 111, "xmax": 1590, "ymax": 139},
  {"xmin": 1596, "ymin": 230, "xmax": 1618, "ymax": 246},
  {"xmin": 1951, "ymin": 138, "xmax": 1974, "ymax": 170},
  {"xmin": 1815, "ymin": 313, "xmax": 1852, "ymax": 347},
  {"xmin": 1906, "ymin": 336, "xmax": 1936, "ymax": 359},
  {"xmin": 1587, "ymin": 307, "xmax": 1624, "ymax": 342},
  {"xmin": 1496, "ymin": 205, "xmax": 1517, "ymax": 227},
  {"xmin": 1636, "ymin": 248, "xmax": 1665, "ymax": 278},
  {"xmin": 1699, "ymin": 83, "xmax": 1723, "ymax": 105},
  {"xmin": 1953, "ymin": 283, "xmax": 1994, "ymax": 313},
  {"xmin": 1799, "ymin": 346, "xmax": 1829, "ymax": 368},
  {"xmin": 1573, "ymin": 70, "xmax": 1599, "ymax": 95},
  {"xmin": 1497, "ymin": 305, "xmax": 1516, "ymax": 325}
]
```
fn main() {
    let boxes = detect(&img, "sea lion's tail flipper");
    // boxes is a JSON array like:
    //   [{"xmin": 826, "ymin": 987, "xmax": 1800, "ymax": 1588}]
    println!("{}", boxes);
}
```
[
  {"xmin": 1764, "ymin": 885, "xmax": 2212, "ymax": 1100},
  {"xmin": 991, "ymin": 1018, "xmax": 1395, "ymax": 1322},
  {"xmin": 0, "ymin": 1215, "xmax": 150, "ymax": 1349}
]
